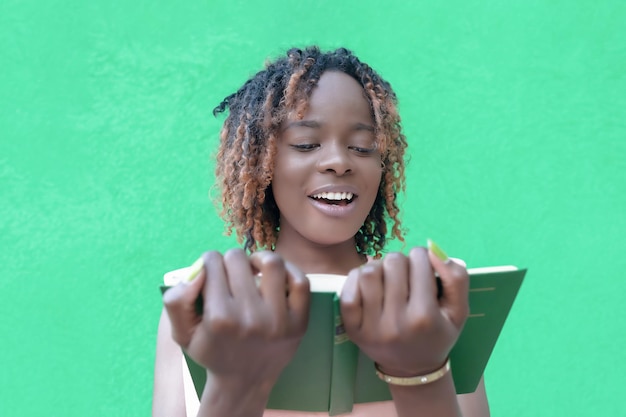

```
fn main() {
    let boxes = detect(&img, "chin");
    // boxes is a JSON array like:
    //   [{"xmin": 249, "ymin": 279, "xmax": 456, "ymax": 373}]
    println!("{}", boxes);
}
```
[{"xmin": 306, "ymin": 230, "xmax": 360, "ymax": 248}]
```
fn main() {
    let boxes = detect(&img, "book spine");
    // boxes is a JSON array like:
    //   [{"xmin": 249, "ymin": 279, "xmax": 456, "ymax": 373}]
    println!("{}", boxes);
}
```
[{"xmin": 327, "ymin": 294, "xmax": 359, "ymax": 416}]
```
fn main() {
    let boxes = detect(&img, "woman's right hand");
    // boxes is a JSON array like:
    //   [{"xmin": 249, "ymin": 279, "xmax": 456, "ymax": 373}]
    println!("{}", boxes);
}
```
[{"xmin": 162, "ymin": 249, "xmax": 310, "ymax": 415}]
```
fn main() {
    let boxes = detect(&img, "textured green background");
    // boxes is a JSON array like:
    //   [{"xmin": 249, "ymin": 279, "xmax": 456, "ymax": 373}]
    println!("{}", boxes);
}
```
[{"xmin": 1, "ymin": 1, "xmax": 625, "ymax": 416}]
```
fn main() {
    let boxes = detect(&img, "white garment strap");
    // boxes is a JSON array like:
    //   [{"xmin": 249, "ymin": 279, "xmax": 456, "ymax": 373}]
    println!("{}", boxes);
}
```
[{"xmin": 182, "ymin": 354, "xmax": 200, "ymax": 417}]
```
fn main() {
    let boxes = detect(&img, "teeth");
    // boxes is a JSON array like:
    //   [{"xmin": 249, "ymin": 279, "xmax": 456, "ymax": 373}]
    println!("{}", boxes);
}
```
[{"xmin": 312, "ymin": 192, "xmax": 354, "ymax": 201}]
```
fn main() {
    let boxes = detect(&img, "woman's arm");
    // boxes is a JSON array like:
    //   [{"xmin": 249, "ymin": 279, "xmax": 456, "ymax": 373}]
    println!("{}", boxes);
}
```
[
  {"xmin": 386, "ymin": 373, "xmax": 489, "ymax": 417},
  {"xmin": 458, "ymin": 377, "xmax": 490, "ymax": 417},
  {"xmin": 388, "ymin": 372, "xmax": 461, "ymax": 416},
  {"xmin": 153, "ymin": 308, "xmax": 187, "ymax": 417},
  {"xmin": 386, "ymin": 374, "xmax": 489, "ymax": 417}
]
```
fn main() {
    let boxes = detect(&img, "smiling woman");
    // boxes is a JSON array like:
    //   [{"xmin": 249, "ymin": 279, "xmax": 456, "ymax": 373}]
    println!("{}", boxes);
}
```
[
  {"xmin": 212, "ymin": 47, "xmax": 407, "ymax": 258},
  {"xmin": 272, "ymin": 71, "xmax": 384, "ymax": 274},
  {"xmin": 154, "ymin": 46, "xmax": 489, "ymax": 417}
]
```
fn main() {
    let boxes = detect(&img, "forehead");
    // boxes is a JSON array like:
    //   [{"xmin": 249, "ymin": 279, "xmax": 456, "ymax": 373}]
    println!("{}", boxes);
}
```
[{"xmin": 296, "ymin": 71, "xmax": 373, "ymax": 123}]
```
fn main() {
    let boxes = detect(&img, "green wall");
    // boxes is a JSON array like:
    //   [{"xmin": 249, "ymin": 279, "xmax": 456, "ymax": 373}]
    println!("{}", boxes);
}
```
[{"xmin": 1, "ymin": 1, "xmax": 624, "ymax": 415}]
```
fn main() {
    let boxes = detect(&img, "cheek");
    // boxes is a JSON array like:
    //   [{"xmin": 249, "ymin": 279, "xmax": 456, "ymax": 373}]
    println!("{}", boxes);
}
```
[
  {"xmin": 273, "ymin": 148, "xmax": 305, "ymax": 178},
  {"xmin": 271, "ymin": 160, "xmax": 303, "ymax": 210},
  {"xmin": 367, "ymin": 176, "xmax": 383, "ymax": 209},
  {"xmin": 364, "ymin": 158, "xmax": 383, "ymax": 190},
  {"xmin": 272, "ymin": 159, "xmax": 299, "ymax": 191}
]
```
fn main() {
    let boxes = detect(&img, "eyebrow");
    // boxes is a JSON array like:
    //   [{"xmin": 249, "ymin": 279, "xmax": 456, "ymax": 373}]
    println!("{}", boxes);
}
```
[
  {"xmin": 284, "ymin": 120, "xmax": 321, "ymax": 130},
  {"xmin": 283, "ymin": 120, "xmax": 375, "ymax": 132}
]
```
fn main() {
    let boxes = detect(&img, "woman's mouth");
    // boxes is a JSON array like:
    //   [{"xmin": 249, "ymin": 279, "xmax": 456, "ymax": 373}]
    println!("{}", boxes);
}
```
[{"xmin": 309, "ymin": 192, "xmax": 356, "ymax": 206}]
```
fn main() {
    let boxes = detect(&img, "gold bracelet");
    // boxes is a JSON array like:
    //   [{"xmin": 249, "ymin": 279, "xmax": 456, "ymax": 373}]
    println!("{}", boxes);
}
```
[{"xmin": 374, "ymin": 359, "xmax": 451, "ymax": 386}]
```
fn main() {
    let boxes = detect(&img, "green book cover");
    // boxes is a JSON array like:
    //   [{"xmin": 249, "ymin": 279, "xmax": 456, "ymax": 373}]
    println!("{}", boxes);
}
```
[
  {"xmin": 328, "ymin": 293, "xmax": 359, "ymax": 415},
  {"xmin": 265, "ymin": 288, "xmax": 336, "ymax": 411},
  {"xmin": 162, "ymin": 266, "xmax": 526, "ymax": 415}
]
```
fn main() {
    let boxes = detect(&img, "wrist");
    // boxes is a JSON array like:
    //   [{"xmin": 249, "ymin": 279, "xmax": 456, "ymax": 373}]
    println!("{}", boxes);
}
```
[
  {"xmin": 388, "ymin": 372, "xmax": 461, "ymax": 417},
  {"xmin": 375, "ymin": 358, "xmax": 451, "ymax": 385},
  {"xmin": 197, "ymin": 372, "xmax": 274, "ymax": 417},
  {"xmin": 375, "ymin": 357, "xmax": 449, "ymax": 379}
]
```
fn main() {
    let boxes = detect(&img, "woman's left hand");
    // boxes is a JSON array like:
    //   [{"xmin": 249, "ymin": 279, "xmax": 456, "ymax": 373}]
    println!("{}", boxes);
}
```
[{"xmin": 340, "ymin": 246, "xmax": 469, "ymax": 377}]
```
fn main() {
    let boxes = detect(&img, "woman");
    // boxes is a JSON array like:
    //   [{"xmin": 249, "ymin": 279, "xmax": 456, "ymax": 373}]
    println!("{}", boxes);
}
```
[{"xmin": 153, "ymin": 46, "xmax": 489, "ymax": 417}]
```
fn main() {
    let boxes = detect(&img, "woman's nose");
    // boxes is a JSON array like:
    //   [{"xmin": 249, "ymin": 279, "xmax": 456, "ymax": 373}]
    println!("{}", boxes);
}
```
[{"xmin": 316, "ymin": 142, "xmax": 352, "ymax": 176}]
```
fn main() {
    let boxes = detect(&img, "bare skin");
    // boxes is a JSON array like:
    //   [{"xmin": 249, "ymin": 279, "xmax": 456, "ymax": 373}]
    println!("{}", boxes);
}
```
[{"xmin": 153, "ymin": 71, "xmax": 491, "ymax": 416}]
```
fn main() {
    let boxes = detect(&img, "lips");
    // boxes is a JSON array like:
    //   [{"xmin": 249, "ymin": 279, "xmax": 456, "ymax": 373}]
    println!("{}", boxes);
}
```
[
  {"xmin": 307, "ymin": 185, "xmax": 359, "ymax": 214},
  {"xmin": 308, "ymin": 185, "xmax": 359, "ymax": 206}
]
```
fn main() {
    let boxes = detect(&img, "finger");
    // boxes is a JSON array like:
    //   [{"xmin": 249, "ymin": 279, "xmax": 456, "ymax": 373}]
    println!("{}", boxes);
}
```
[
  {"xmin": 162, "ymin": 267, "xmax": 206, "ymax": 348},
  {"xmin": 222, "ymin": 248, "xmax": 260, "ymax": 301},
  {"xmin": 340, "ymin": 267, "xmax": 363, "ymax": 333},
  {"xmin": 381, "ymin": 252, "xmax": 410, "ymax": 313},
  {"xmin": 249, "ymin": 251, "xmax": 288, "ymax": 312},
  {"xmin": 358, "ymin": 260, "xmax": 384, "ymax": 329},
  {"xmin": 407, "ymin": 247, "xmax": 438, "ymax": 311},
  {"xmin": 283, "ymin": 260, "xmax": 310, "ymax": 330},
  {"xmin": 450, "ymin": 257, "xmax": 467, "ymax": 268},
  {"xmin": 163, "ymin": 265, "xmax": 206, "ymax": 307},
  {"xmin": 202, "ymin": 251, "xmax": 232, "ymax": 317},
  {"xmin": 428, "ymin": 249, "xmax": 469, "ymax": 329}
]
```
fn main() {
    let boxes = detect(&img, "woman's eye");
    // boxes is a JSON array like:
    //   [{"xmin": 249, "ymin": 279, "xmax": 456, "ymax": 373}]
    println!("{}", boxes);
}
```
[
  {"xmin": 291, "ymin": 143, "xmax": 319, "ymax": 151},
  {"xmin": 349, "ymin": 146, "xmax": 376, "ymax": 155}
]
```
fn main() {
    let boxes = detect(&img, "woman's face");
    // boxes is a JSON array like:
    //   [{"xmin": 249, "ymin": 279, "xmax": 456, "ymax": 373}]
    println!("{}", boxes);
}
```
[{"xmin": 272, "ymin": 70, "xmax": 383, "ymax": 249}]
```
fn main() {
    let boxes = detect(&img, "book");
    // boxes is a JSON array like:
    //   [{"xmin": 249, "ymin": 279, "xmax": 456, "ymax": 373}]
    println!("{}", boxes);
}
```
[{"xmin": 162, "ymin": 265, "xmax": 526, "ymax": 416}]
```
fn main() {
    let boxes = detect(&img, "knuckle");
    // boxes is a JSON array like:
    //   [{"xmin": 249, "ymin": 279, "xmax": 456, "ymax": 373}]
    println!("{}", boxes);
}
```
[
  {"xmin": 450, "ymin": 266, "xmax": 469, "ymax": 281},
  {"xmin": 383, "ymin": 252, "xmax": 408, "ymax": 273},
  {"xmin": 162, "ymin": 290, "xmax": 178, "ymax": 307},
  {"xmin": 223, "ymin": 248, "xmax": 246, "ymax": 263},
  {"xmin": 384, "ymin": 251, "xmax": 407, "ymax": 265},
  {"xmin": 243, "ymin": 323, "xmax": 265, "ymax": 338},
  {"xmin": 284, "ymin": 261, "xmax": 307, "ymax": 286},
  {"xmin": 162, "ymin": 286, "xmax": 184, "ymax": 308},
  {"xmin": 448, "ymin": 268, "xmax": 470, "ymax": 290},
  {"xmin": 293, "ymin": 274, "xmax": 310, "ymax": 291},
  {"xmin": 205, "ymin": 314, "xmax": 238, "ymax": 335},
  {"xmin": 340, "ymin": 298, "xmax": 359, "ymax": 314},
  {"xmin": 408, "ymin": 314, "xmax": 435, "ymax": 333},
  {"xmin": 450, "ymin": 257, "xmax": 467, "ymax": 268},
  {"xmin": 409, "ymin": 246, "xmax": 428, "ymax": 259},
  {"xmin": 261, "ymin": 252, "xmax": 284, "ymax": 269},
  {"xmin": 360, "ymin": 262, "xmax": 382, "ymax": 278},
  {"xmin": 202, "ymin": 250, "xmax": 223, "ymax": 266},
  {"xmin": 379, "ymin": 331, "xmax": 401, "ymax": 345}
]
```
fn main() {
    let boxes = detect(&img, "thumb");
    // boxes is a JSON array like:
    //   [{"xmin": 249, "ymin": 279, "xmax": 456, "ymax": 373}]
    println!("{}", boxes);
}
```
[
  {"xmin": 427, "ymin": 239, "xmax": 469, "ymax": 330},
  {"xmin": 162, "ymin": 260, "xmax": 207, "ymax": 348}
]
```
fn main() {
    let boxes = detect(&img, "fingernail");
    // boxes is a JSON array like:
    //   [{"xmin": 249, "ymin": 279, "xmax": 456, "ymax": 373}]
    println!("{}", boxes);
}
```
[
  {"xmin": 427, "ymin": 239, "xmax": 449, "ymax": 263},
  {"xmin": 184, "ymin": 257, "xmax": 204, "ymax": 283}
]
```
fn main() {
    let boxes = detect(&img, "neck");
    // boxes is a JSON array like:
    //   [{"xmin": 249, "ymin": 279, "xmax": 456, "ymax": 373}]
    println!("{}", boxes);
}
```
[{"xmin": 274, "ymin": 235, "xmax": 366, "ymax": 276}]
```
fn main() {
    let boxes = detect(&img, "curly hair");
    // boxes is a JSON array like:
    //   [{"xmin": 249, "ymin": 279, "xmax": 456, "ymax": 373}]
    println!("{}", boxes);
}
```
[{"xmin": 213, "ymin": 46, "xmax": 407, "ymax": 257}]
